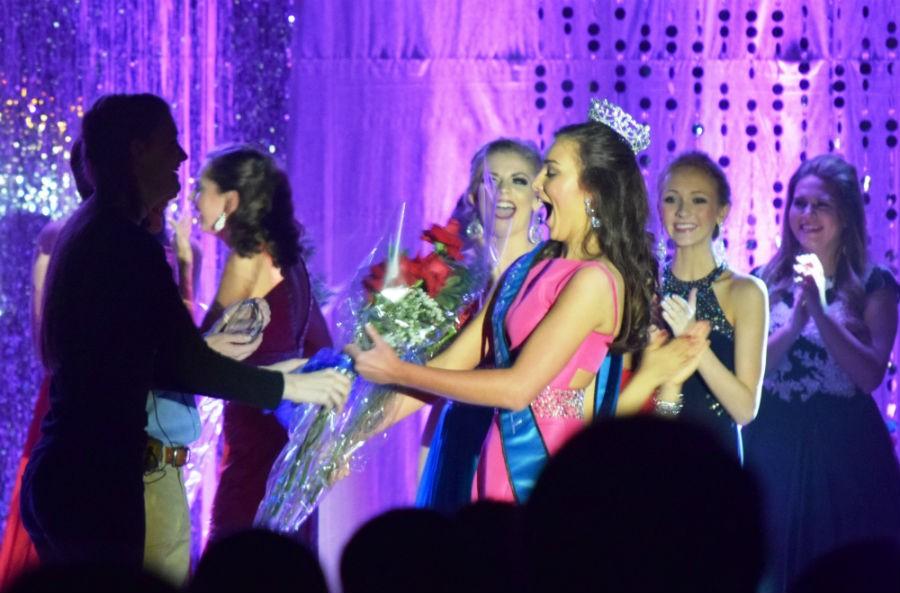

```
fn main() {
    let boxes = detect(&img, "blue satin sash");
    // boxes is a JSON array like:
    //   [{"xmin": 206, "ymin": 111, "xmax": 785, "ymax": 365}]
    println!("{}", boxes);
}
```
[
  {"xmin": 494, "ymin": 247, "xmax": 622, "ymax": 503},
  {"xmin": 415, "ymin": 402, "xmax": 493, "ymax": 512},
  {"xmin": 416, "ymin": 244, "xmax": 546, "ymax": 510},
  {"xmin": 418, "ymin": 243, "xmax": 623, "ymax": 506},
  {"xmin": 492, "ymin": 244, "xmax": 553, "ymax": 503}
]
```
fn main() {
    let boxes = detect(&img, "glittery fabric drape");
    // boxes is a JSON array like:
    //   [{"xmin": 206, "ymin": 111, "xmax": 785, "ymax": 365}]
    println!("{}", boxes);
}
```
[{"xmin": 0, "ymin": 0, "xmax": 296, "ymax": 561}]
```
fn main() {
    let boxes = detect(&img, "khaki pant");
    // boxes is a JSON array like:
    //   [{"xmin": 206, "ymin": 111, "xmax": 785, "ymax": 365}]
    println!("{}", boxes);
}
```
[{"xmin": 143, "ymin": 465, "xmax": 190, "ymax": 586}]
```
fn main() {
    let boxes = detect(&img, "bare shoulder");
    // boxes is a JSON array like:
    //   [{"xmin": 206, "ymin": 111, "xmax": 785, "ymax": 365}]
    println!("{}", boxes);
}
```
[
  {"xmin": 223, "ymin": 251, "xmax": 265, "ymax": 276},
  {"xmin": 569, "ymin": 260, "xmax": 619, "ymax": 296},
  {"xmin": 216, "ymin": 252, "xmax": 267, "ymax": 303},
  {"xmin": 562, "ymin": 261, "xmax": 622, "ymax": 332},
  {"xmin": 731, "ymin": 271, "xmax": 766, "ymax": 295},
  {"xmin": 726, "ymin": 271, "xmax": 767, "ymax": 309},
  {"xmin": 36, "ymin": 219, "xmax": 67, "ymax": 256}
]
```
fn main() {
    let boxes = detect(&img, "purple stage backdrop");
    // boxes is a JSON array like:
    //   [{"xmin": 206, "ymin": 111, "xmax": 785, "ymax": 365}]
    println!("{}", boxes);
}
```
[{"xmin": 1, "ymin": 0, "xmax": 899, "ymax": 577}]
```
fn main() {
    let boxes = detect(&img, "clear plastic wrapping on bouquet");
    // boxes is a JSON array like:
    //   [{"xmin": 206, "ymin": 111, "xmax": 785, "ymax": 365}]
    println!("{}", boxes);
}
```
[{"xmin": 255, "ymin": 204, "xmax": 493, "ymax": 533}]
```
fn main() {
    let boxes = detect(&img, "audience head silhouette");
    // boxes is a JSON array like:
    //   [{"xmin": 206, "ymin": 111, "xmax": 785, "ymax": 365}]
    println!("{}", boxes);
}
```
[
  {"xmin": 5, "ymin": 563, "xmax": 176, "ymax": 593},
  {"xmin": 452, "ymin": 501, "xmax": 526, "ymax": 592},
  {"xmin": 190, "ymin": 528, "xmax": 327, "ymax": 593},
  {"xmin": 525, "ymin": 416, "xmax": 764, "ymax": 592},
  {"xmin": 341, "ymin": 508, "xmax": 458, "ymax": 593},
  {"xmin": 790, "ymin": 538, "xmax": 900, "ymax": 593}
]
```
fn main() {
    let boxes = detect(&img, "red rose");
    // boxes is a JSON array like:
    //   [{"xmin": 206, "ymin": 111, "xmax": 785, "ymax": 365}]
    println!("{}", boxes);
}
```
[
  {"xmin": 419, "ymin": 252, "xmax": 453, "ymax": 297},
  {"xmin": 363, "ymin": 262, "xmax": 386, "ymax": 294},
  {"xmin": 398, "ymin": 254, "xmax": 423, "ymax": 285},
  {"xmin": 455, "ymin": 301, "xmax": 478, "ymax": 329},
  {"xmin": 422, "ymin": 219, "xmax": 464, "ymax": 261},
  {"xmin": 363, "ymin": 254, "xmax": 423, "ymax": 296}
]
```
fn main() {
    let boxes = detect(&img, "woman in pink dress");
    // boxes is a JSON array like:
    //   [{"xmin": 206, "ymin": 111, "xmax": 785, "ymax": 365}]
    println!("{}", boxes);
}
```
[{"xmin": 349, "ymin": 104, "xmax": 709, "ymax": 502}]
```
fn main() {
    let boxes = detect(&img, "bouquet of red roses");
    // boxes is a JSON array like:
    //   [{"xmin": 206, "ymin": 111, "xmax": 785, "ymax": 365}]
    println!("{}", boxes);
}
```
[
  {"xmin": 256, "ymin": 209, "xmax": 490, "ymax": 533},
  {"xmin": 364, "ymin": 219, "xmax": 462, "ymax": 297}
]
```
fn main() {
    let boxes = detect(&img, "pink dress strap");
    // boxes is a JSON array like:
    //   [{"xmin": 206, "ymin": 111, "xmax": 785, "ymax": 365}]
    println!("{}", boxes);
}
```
[
  {"xmin": 475, "ymin": 258, "xmax": 621, "ymax": 502},
  {"xmin": 505, "ymin": 258, "xmax": 618, "ymax": 390}
]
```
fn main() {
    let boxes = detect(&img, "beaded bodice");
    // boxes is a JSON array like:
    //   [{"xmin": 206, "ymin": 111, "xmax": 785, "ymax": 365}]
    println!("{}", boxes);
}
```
[
  {"xmin": 661, "ymin": 263, "xmax": 740, "ymax": 458},
  {"xmin": 531, "ymin": 386, "xmax": 585, "ymax": 420},
  {"xmin": 662, "ymin": 263, "xmax": 734, "ymax": 339}
]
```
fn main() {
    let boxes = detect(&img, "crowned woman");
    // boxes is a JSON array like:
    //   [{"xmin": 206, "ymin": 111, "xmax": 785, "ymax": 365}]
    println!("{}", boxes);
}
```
[{"xmin": 348, "ymin": 101, "xmax": 709, "ymax": 502}]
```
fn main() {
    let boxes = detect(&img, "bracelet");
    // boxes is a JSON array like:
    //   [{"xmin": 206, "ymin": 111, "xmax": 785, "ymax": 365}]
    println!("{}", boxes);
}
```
[{"xmin": 653, "ymin": 392, "xmax": 684, "ymax": 417}]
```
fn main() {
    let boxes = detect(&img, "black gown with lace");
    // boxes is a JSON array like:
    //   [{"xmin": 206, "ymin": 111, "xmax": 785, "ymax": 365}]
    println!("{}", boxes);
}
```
[{"xmin": 742, "ymin": 267, "xmax": 900, "ymax": 592}]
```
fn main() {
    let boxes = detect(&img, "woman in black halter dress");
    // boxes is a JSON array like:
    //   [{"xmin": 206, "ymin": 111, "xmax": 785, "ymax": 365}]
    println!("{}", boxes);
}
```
[{"xmin": 651, "ymin": 152, "xmax": 768, "ymax": 463}]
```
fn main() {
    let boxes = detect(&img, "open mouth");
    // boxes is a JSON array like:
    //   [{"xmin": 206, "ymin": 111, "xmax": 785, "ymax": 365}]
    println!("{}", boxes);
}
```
[
  {"xmin": 542, "ymin": 201, "xmax": 554, "ymax": 225},
  {"xmin": 799, "ymin": 224, "xmax": 823, "ymax": 234},
  {"xmin": 495, "ymin": 200, "xmax": 517, "ymax": 220},
  {"xmin": 673, "ymin": 223, "xmax": 698, "ymax": 233}
]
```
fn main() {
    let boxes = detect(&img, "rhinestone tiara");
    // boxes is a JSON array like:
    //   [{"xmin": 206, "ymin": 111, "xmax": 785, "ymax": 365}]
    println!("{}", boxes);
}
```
[{"xmin": 587, "ymin": 98, "xmax": 651, "ymax": 154}]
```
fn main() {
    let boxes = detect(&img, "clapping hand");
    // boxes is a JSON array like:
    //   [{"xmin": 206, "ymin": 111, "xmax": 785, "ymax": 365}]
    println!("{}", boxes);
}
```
[
  {"xmin": 660, "ymin": 288, "xmax": 698, "ymax": 337},
  {"xmin": 793, "ymin": 253, "xmax": 827, "ymax": 317},
  {"xmin": 640, "ymin": 321, "xmax": 711, "ymax": 387}
]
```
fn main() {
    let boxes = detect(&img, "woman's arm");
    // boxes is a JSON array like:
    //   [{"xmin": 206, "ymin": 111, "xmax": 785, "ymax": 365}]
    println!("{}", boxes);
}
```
[
  {"xmin": 692, "ymin": 277, "xmax": 768, "ymax": 425},
  {"xmin": 171, "ymin": 208, "xmax": 196, "ymax": 313},
  {"xmin": 349, "ymin": 266, "xmax": 613, "ymax": 410},
  {"xmin": 765, "ymin": 287, "xmax": 808, "ymax": 373},
  {"xmin": 32, "ymin": 251, "xmax": 50, "ymax": 330},
  {"xmin": 807, "ymin": 279, "xmax": 898, "ymax": 393},
  {"xmin": 31, "ymin": 220, "xmax": 63, "ymax": 333},
  {"xmin": 660, "ymin": 276, "xmax": 768, "ymax": 424},
  {"xmin": 766, "ymin": 325, "xmax": 801, "ymax": 374},
  {"xmin": 381, "ymin": 301, "xmax": 492, "ymax": 425}
]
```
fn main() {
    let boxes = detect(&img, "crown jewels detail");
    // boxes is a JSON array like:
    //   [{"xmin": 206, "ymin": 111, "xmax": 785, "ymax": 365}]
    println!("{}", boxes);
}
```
[{"xmin": 587, "ymin": 98, "xmax": 651, "ymax": 154}]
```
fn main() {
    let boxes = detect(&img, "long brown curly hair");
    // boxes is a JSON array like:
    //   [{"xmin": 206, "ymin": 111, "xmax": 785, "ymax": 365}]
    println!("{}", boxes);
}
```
[{"xmin": 549, "ymin": 122, "xmax": 658, "ymax": 354}]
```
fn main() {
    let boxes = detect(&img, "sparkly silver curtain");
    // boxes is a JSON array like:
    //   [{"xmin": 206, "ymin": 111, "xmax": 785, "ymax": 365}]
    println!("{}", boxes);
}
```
[{"xmin": 0, "ymin": 0, "xmax": 297, "ymax": 553}]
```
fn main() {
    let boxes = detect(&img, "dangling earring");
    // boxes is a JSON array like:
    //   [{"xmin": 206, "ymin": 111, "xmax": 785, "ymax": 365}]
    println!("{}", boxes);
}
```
[
  {"xmin": 656, "ymin": 236, "xmax": 668, "ymax": 269},
  {"xmin": 712, "ymin": 223, "xmax": 727, "ymax": 264},
  {"xmin": 528, "ymin": 210, "xmax": 544, "ymax": 244},
  {"xmin": 584, "ymin": 198, "xmax": 601, "ymax": 229},
  {"xmin": 466, "ymin": 218, "xmax": 484, "ymax": 240},
  {"xmin": 213, "ymin": 212, "xmax": 227, "ymax": 233}
]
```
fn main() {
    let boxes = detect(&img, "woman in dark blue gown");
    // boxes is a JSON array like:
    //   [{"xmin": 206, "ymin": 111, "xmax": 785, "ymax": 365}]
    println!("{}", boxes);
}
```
[{"xmin": 743, "ymin": 154, "xmax": 900, "ymax": 592}]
